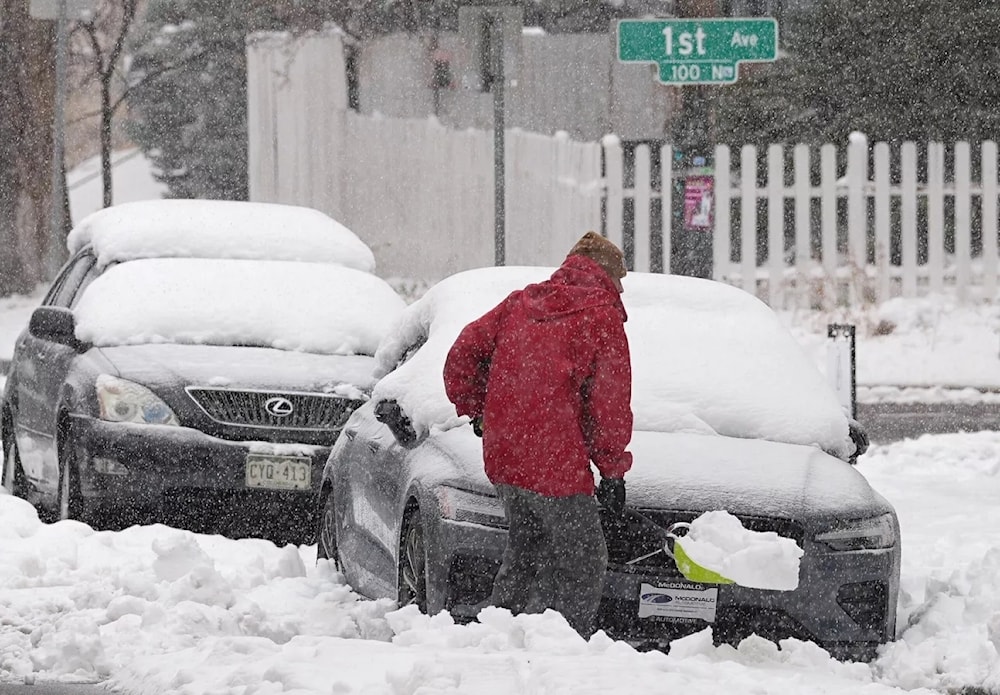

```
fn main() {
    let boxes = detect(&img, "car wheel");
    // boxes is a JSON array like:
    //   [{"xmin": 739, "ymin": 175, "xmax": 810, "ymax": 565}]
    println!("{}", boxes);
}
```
[
  {"xmin": 315, "ymin": 489, "xmax": 340, "ymax": 568},
  {"xmin": 2, "ymin": 435, "xmax": 27, "ymax": 498},
  {"xmin": 398, "ymin": 508, "xmax": 428, "ymax": 612},
  {"xmin": 57, "ymin": 437, "xmax": 88, "ymax": 523}
]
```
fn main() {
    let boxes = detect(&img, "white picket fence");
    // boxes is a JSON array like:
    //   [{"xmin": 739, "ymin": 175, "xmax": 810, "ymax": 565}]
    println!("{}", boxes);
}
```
[
  {"xmin": 612, "ymin": 135, "xmax": 1000, "ymax": 308},
  {"xmin": 248, "ymin": 33, "xmax": 1000, "ymax": 306}
]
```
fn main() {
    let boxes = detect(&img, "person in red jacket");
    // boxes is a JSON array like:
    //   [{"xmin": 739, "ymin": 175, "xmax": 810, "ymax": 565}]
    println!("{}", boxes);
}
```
[{"xmin": 443, "ymin": 231, "xmax": 633, "ymax": 637}]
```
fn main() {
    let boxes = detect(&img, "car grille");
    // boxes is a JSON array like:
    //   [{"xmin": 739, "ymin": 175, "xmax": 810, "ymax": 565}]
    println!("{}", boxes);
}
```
[
  {"xmin": 186, "ymin": 387, "xmax": 364, "ymax": 430},
  {"xmin": 605, "ymin": 509, "xmax": 805, "ymax": 572}
]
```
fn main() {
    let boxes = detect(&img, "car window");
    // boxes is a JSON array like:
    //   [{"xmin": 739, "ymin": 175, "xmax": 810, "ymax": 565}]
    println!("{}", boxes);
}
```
[
  {"xmin": 68, "ymin": 260, "xmax": 102, "ymax": 308},
  {"xmin": 43, "ymin": 252, "xmax": 95, "ymax": 308},
  {"xmin": 396, "ymin": 333, "xmax": 427, "ymax": 370}
]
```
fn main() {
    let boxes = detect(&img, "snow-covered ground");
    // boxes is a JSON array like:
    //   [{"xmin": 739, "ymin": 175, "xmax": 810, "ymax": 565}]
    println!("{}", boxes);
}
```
[
  {"xmin": 1, "ymin": 286, "xmax": 998, "ymax": 693},
  {"xmin": 68, "ymin": 148, "xmax": 167, "ymax": 225},
  {"xmin": 0, "ymin": 147, "xmax": 995, "ymax": 694},
  {"xmin": 0, "ymin": 429, "xmax": 997, "ymax": 694}
]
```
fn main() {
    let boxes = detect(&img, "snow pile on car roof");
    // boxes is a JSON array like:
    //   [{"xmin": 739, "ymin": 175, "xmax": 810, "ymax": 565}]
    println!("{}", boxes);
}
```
[
  {"xmin": 66, "ymin": 199, "xmax": 376, "ymax": 273},
  {"xmin": 74, "ymin": 258, "xmax": 405, "ymax": 355},
  {"xmin": 373, "ymin": 266, "xmax": 853, "ymax": 459}
]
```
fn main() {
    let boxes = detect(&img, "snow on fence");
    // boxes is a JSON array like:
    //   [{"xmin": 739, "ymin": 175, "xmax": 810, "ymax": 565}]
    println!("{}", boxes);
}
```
[{"xmin": 248, "ymin": 33, "xmax": 999, "ymax": 306}]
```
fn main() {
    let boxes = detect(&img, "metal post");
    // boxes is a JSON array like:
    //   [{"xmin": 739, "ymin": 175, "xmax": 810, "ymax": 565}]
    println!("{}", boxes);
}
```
[
  {"xmin": 49, "ymin": 0, "xmax": 69, "ymax": 274},
  {"xmin": 490, "ymin": 14, "xmax": 506, "ymax": 267},
  {"xmin": 670, "ymin": 0, "xmax": 717, "ymax": 279},
  {"xmin": 827, "ymin": 324, "xmax": 857, "ymax": 419}
]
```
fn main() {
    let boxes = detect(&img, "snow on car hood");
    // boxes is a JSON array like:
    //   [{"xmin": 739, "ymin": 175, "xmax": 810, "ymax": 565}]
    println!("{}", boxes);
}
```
[
  {"xmin": 67, "ymin": 199, "xmax": 376, "ymax": 272},
  {"xmin": 428, "ymin": 429, "xmax": 890, "ymax": 522},
  {"xmin": 74, "ymin": 258, "xmax": 405, "ymax": 356},
  {"xmin": 374, "ymin": 266, "xmax": 853, "ymax": 459},
  {"xmin": 96, "ymin": 344, "xmax": 378, "ymax": 396}
]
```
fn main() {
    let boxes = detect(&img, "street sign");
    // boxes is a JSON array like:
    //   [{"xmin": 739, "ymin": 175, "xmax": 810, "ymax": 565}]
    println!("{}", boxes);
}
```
[
  {"xmin": 29, "ymin": 0, "xmax": 97, "ymax": 20},
  {"xmin": 618, "ymin": 18, "xmax": 778, "ymax": 85}
]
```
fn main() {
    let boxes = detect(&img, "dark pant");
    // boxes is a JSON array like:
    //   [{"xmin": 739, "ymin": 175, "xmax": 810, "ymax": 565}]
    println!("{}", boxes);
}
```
[{"xmin": 491, "ymin": 484, "xmax": 608, "ymax": 637}]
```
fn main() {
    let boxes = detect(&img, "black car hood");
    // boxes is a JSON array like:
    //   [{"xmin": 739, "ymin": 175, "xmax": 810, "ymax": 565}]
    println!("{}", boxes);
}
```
[
  {"xmin": 96, "ymin": 343, "xmax": 378, "ymax": 394},
  {"xmin": 430, "ymin": 429, "xmax": 892, "ymax": 523}
]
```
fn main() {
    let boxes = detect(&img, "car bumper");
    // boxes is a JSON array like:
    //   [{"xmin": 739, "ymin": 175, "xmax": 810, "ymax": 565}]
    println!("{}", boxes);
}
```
[
  {"xmin": 427, "ymin": 514, "xmax": 898, "ymax": 660},
  {"xmin": 70, "ymin": 415, "xmax": 330, "ymax": 538}
]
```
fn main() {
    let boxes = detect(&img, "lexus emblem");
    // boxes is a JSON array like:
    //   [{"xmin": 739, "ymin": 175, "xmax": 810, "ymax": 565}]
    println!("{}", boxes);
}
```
[{"xmin": 264, "ymin": 396, "xmax": 294, "ymax": 418}]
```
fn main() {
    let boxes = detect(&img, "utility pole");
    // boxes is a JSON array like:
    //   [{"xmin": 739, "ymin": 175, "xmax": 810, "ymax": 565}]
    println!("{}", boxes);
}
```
[
  {"xmin": 458, "ymin": 5, "xmax": 521, "ymax": 268},
  {"xmin": 671, "ymin": 0, "xmax": 717, "ymax": 278}
]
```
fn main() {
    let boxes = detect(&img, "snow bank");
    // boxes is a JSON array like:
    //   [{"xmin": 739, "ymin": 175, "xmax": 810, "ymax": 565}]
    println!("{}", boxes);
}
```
[
  {"xmin": 67, "ymin": 199, "xmax": 377, "ymax": 273},
  {"xmin": 2, "ymin": 425, "xmax": 993, "ymax": 695},
  {"xmin": 74, "ymin": 258, "xmax": 405, "ymax": 356}
]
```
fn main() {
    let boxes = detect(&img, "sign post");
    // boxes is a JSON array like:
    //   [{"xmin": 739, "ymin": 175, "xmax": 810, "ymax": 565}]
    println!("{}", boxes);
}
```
[{"xmin": 459, "ymin": 5, "xmax": 522, "ymax": 267}]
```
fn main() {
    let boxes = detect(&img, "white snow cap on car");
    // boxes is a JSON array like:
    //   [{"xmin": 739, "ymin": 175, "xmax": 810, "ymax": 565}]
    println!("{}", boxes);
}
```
[{"xmin": 66, "ymin": 199, "xmax": 376, "ymax": 273}]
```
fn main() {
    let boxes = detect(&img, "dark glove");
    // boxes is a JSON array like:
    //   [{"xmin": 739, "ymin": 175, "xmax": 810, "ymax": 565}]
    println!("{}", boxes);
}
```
[
  {"xmin": 596, "ymin": 477, "xmax": 626, "ymax": 518},
  {"xmin": 471, "ymin": 416, "xmax": 484, "ymax": 438}
]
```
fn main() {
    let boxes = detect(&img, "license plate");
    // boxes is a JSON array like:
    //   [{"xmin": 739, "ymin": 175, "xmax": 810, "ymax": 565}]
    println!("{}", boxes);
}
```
[
  {"xmin": 638, "ymin": 582, "xmax": 718, "ymax": 623},
  {"xmin": 245, "ymin": 454, "xmax": 312, "ymax": 491}
]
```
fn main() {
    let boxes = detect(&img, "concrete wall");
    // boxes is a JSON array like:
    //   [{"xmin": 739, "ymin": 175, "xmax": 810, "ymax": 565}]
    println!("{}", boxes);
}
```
[{"xmin": 358, "ymin": 30, "xmax": 675, "ymax": 142}]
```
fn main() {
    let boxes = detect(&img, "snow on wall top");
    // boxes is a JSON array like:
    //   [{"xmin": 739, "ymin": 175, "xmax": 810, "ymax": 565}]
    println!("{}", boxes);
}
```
[{"xmin": 66, "ymin": 199, "xmax": 376, "ymax": 273}]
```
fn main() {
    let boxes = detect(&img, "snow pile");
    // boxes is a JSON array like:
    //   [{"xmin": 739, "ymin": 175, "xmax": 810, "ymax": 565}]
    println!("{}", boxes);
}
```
[
  {"xmin": 0, "ymin": 428, "xmax": 991, "ymax": 695},
  {"xmin": 73, "ymin": 258, "xmax": 406, "ymax": 355},
  {"xmin": 67, "ymin": 199, "xmax": 377, "ymax": 273},
  {"xmin": 856, "ymin": 431, "xmax": 1000, "ymax": 692},
  {"xmin": 674, "ymin": 511, "xmax": 803, "ymax": 591},
  {"xmin": 374, "ymin": 266, "xmax": 852, "ymax": 459}
]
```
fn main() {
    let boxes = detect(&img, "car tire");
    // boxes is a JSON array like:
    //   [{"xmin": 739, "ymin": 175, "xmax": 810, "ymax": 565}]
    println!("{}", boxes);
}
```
[
  {"xmin": 315, "ymin": 490, "xmax": 340, "ymax": 569},
  {"xmin": 2, "ymin": 434, "xmax": 27, "ymax": 498},
  {"xmin": 57, "ymin": 437, "xmax": 90, "ymax": 524},
  {"xmin": 398, "ymin": 507, "xmax": 428, "ymax": 612}
]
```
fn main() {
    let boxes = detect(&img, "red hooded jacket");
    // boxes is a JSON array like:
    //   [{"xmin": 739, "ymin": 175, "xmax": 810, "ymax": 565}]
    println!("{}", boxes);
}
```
[{"xmin": 443, "ymin": 255, "xmax": 633, "ymax": 497}]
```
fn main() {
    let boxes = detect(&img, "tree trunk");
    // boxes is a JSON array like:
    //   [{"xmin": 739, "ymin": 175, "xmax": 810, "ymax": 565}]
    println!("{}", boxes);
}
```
[{"xmin": 0, "ymin": 0, "xmax": 58, "ymax": 296}]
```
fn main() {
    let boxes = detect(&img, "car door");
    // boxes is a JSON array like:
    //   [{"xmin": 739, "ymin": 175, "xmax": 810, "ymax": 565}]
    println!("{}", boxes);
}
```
[
  {"xmin": 13, "ymin": 251, "xmax": 97, "ymax": 490},
  {"xmin": 336, "ymin": 332, "xmax": 427, "ymax": 600}
]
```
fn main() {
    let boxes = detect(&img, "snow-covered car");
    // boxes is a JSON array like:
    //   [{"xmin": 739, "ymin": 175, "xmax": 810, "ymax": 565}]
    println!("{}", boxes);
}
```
[
  {"xmin": 0, "ymin": 199, "xmax": 405, "ymax": 543},
  {"xmin": 316, "ymin": 266, "xmax": 900, "ymax": 660}
]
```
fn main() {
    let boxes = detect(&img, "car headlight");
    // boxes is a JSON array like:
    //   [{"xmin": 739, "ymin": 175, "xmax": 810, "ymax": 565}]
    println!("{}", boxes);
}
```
[
  {"xmin": 436, "ymin": 486, "xmax": 507, "ymax": 528},
  {"xmin": 96, "ymin": 375, "xmax": 179, "ymax": 426},
  {"xmin": 814, "ymin": 514, "xmax": 896, "ymax": 551}
]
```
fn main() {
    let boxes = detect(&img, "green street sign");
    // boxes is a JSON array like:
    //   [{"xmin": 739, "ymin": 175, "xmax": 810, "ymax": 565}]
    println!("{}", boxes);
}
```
[{"xmin": 618, "ymin": 18, "xmax": 778, "ymax": 85}]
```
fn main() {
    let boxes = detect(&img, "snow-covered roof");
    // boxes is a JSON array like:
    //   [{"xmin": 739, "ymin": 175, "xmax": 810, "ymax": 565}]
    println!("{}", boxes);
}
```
[
  {"xmin": 373, "ymin": 266, "xmax": 852, "ymax": 458},
  {"xmin": 66, "ymin": 199, "xmax": 376, "ymax": 273},
  {"xmin": 73, "ymin": 258, "xmax": 405, "ymax": 356}
]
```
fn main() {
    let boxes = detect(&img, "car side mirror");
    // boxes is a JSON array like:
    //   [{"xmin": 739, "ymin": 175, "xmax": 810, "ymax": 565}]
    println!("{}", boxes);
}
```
[
  {"xmin": 29, "ymin": 307, "xmax": 88, "ymax": 351},
  {"xmin": 374, "ymin": 399, "xmax": 419, "ymax": 448}
]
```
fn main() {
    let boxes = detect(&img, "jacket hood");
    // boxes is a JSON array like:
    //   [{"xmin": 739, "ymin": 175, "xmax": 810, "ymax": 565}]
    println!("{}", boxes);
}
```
[{"xmin": 519, "ymin": 255, "xmax": 627, "ymax": 322}]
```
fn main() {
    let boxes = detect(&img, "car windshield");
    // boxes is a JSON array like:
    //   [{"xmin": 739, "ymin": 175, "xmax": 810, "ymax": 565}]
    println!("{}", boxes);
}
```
[
  {"xmin": 372, "ymin": 266, "xmax": 852, "ymax": 459},
  {"xmin": 73, "ymin": 258, "xmax": 406, "ymax": 356}
]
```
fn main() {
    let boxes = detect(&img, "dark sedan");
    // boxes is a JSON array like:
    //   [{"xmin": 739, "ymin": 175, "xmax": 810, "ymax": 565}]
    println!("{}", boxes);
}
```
[
  {"xmin": 316, "ymin": 266, "xmax": 900, "ymax": 661},
  {"xmin": 1, "ymin": 200, "xmax": 405, "ymax": 543}
]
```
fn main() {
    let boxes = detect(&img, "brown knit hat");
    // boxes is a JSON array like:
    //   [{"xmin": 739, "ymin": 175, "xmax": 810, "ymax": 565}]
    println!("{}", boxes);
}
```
[{"xmin": 567, "ymin": 231, "xmax": 627, "ymax": 292}]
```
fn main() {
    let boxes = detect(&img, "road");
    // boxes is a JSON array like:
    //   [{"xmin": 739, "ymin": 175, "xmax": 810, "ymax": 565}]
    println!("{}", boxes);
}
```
[{"xmin": 857, "ymin": 401, "xmax": 1000, "ymax": 443}]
